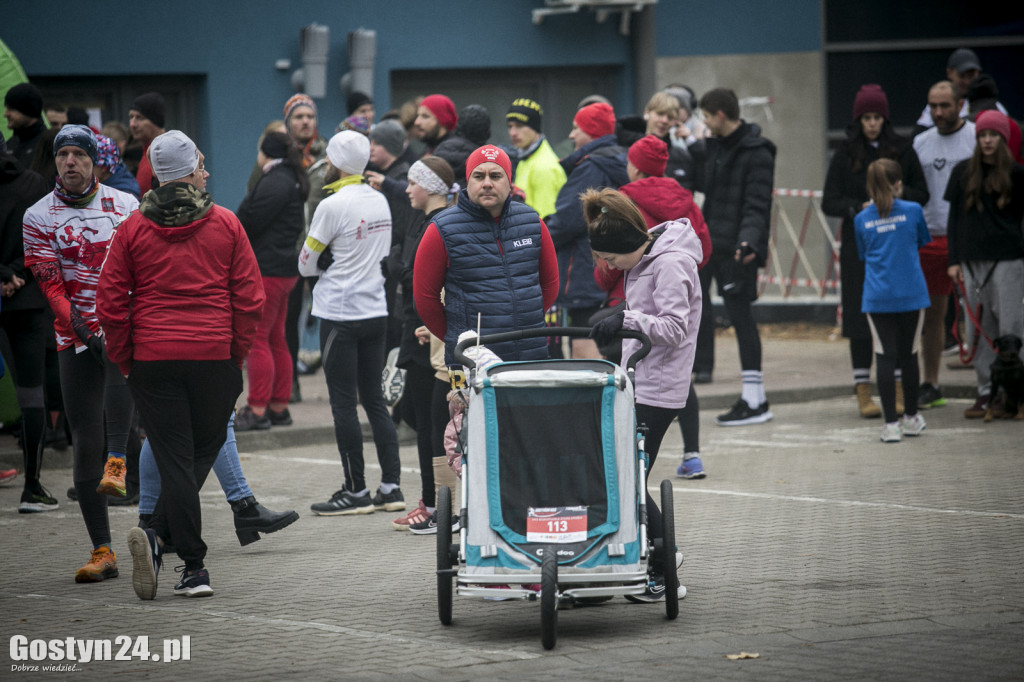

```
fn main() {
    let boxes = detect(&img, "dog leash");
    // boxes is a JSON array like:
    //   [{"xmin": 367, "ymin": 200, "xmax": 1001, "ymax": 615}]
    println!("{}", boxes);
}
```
[{"xmin": 952, "ymin": 278, "xmax": 995, "ymax": 364}]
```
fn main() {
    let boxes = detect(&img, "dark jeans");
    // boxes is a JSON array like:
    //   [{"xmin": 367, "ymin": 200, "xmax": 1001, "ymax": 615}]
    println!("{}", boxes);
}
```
[
  {"xmin": 694, "ymin": 255, "xmax": 763, "ymax": 374},
  {"xmin": 128, "ymin": 359, "xmax": 242, "ymax": 571},
  {"xmin": 59, "ymin": 346, "xmax": 133, "ymax": 548},
  {"xmin": 320, "ymin": 317, "xmax": 400, "ymax": 493}
]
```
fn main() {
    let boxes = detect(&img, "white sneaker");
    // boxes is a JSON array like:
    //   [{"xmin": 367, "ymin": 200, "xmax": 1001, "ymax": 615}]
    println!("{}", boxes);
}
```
[
  {"xmin": 900, "ymin": 413, "xmax": 926, "ymax": 436},
  {"xmin": 880, "ymin": 422, "xmax": 902, "ymax": 443}
]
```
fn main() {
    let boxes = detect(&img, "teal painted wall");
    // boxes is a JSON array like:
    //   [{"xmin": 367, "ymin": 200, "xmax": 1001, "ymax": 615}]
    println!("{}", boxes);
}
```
[{"xmin": 4, "ymin": 1, "xmax": 821, "ymax": 207}]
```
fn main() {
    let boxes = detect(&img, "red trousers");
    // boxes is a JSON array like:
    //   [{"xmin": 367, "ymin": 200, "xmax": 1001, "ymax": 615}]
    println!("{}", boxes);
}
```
[{"xmin": 247, "ymin": 275, "xmax": 298, "ymax": 407}]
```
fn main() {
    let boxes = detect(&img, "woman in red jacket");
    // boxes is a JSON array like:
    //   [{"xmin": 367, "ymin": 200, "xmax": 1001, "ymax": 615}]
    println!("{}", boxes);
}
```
[{"xmin": 97, "ymin": 131, "xmax": 264, "ymax": 600}]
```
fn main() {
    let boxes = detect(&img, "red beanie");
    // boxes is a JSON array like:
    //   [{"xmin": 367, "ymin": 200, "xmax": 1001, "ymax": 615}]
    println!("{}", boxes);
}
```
[
  {"xmin": 852, "ymin": 84, "xmax": 889, "ymax": 121},
  {"xmin": 975, "ymin": 109, "xmax": 1011, "ymax": 145},
  {"xmin": 420, "ymin": 94, "xmax": 457, "ymax": 132},
  {"xmin": 574, "ymin": 102, "xmax": 616, "ymax": 139},
  {"xmin": 628, "ymin": 135, "xmax": 669, "ymax": 177},
  {"xmin": 465, "ymin": 144, "xmax": 512, "ymax": 182}
]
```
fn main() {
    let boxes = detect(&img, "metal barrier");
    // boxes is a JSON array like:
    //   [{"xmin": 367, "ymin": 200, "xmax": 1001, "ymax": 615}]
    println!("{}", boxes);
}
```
[{"xmin": 759, "ymin": 188, "xmax": 840, "ymax": 302}]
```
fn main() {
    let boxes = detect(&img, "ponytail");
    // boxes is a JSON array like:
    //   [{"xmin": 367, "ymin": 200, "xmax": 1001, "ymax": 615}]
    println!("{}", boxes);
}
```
[{"xmin": 865, "ymin": 158, "xmax": 902, "ymax": 218}]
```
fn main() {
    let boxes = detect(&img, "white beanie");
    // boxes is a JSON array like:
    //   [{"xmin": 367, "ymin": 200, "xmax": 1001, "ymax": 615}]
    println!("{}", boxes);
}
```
[
  {"xmin": 326, "ymin": 130, "xmax": 370, "ymax": 175},
  {"xmin": 149, "ymin": 130, "xmax": 200, "ymax": 182}
]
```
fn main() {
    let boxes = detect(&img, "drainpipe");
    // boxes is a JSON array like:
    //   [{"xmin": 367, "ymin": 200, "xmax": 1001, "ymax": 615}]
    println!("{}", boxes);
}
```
[{"xmin": 632, "ymin": 5, "xmax": 656, "ymax": 114}]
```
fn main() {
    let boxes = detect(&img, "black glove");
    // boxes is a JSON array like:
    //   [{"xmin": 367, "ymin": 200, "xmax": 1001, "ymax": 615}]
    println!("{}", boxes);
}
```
[
  {"xmin": 735, "ymin": 242, "xmax": 756, "ymax": 261},
  {"xmin": 589, "ymin": 310, "xmax": 625, "ymax": 347},
  {"xmin": 86, "ymin": 334, "xmax": 105, "ymax": 363},
  {"xmin": 317, "ymin": 249, "xmax": 335, "ymax": 272}
]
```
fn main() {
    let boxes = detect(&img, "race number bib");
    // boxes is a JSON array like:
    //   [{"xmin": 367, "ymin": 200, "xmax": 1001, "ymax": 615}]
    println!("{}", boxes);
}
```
[{"xmin": 526, "ymin": 506, "xmax": 587, "ymax": 543}]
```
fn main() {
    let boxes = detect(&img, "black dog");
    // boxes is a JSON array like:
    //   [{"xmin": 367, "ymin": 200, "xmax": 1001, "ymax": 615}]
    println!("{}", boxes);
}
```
[{"xmin": 986, "ymin": 334, "xmax": 1024, "ymax": 421}]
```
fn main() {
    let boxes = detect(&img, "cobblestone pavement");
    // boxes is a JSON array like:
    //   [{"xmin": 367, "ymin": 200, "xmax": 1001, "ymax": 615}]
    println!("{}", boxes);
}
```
[
  {"xmin": 3, "ymin": 391, "xmax": 1023, "ymax": 680},
  {"xmin": 2, "ymin": 329, "xmax": 1020, "ymax": 679}
]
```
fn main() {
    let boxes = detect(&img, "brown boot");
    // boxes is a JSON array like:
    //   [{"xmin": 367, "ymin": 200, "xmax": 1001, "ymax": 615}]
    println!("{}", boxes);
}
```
[
  {"xmin": 856, "ymin": 383, "xmax": 881, "ymax": 418},
  {"xmin": 895, "ymin": 380, "xmax": 905, "ymax": 416}
]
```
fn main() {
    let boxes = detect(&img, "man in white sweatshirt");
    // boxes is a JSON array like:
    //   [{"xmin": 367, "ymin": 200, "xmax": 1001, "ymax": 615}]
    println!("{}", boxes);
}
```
[{"xmin": 299, "ymin": 131, "xmax": 405, "ymax": 517}]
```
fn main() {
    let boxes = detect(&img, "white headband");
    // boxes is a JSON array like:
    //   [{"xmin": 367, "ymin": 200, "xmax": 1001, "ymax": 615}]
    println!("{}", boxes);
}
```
[{"xmin": 408, "ymin": 160, "xmax": 455, "ymax": 196}]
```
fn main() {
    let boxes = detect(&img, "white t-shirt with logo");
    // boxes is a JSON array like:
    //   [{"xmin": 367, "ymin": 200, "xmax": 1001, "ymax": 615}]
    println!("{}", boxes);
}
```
[{"xmin": 912, "ymin": 120, "xmax": 976, "ymax": 237}]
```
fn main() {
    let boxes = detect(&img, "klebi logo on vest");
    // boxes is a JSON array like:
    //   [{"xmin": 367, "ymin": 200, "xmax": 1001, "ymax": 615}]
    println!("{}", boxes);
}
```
[{"xmin": 513, "ymin": 237, "xmax": 534, "ymax": 248}]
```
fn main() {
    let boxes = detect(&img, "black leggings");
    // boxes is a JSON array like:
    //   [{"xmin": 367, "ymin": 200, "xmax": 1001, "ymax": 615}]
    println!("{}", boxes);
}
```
[
  {"xmin": 59, "ymin": 347, "xmax": 133, "ymax": 548},
  {"xmin": 695, "ymin": 257, "xmax": 763, "ymax": 373},
  {"xmin": 867, "ymin": 311, "xmax": 923, "ymax": 423},
  {"xmin": 635, "ymin": 403, "xmax": 679, "ymax": 546},
  {"xmin": 401, "ymin": 363, "xmax": 436, "ymax": 505},
  {"xmin": 0, "ymin": 309, "xmax": 48, "ymax": 483},
  {"xmin": 677, "ymin": 384, "xmax": 699, "ymax": 453}
]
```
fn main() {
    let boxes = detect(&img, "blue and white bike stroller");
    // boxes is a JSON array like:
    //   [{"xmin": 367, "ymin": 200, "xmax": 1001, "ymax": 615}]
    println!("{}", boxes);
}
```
[{"xmin": 436, "ymin": 327, "xmax": 680, "ymax": 650}]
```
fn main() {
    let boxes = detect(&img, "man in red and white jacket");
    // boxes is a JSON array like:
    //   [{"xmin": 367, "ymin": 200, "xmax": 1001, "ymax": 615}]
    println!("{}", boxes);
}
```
[
  {"xmin": 97, "ymin": 130, "xmax": 264, "ymax": 600},
  {"xmin": 23, "ymin": 124, "xmax": 138, "ymax": 582}
]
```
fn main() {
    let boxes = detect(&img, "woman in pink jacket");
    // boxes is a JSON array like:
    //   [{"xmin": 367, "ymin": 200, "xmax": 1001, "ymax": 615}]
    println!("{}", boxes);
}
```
[{"xmin": 583, "ymin": 187, "xmax": 702, "ymax": 603}]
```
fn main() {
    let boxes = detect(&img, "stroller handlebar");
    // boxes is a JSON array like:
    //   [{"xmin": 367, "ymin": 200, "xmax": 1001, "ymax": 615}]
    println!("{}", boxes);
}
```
[{"xmin": 453, "ymin": 326, "xmax": 652, "ymax": 373}]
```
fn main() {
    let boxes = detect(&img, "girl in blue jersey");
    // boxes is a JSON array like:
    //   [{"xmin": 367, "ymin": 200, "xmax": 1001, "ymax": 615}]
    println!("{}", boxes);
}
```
[{"xmin": 854, "ymin": 158, "xmax": 932, "ymax": 442}]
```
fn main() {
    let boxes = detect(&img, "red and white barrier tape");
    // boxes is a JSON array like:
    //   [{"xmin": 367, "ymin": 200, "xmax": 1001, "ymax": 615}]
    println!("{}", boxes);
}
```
[
  {"xmin": 773, "ymin": 188, "xmax": 823, "ymax": 198},
  {"xmin": 758, "ymin": 274, "xmax": 840, "ymax": 289}
]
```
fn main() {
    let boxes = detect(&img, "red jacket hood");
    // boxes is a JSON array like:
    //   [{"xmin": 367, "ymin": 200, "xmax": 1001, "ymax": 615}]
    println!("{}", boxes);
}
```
[
  {"xmin": 621, "ymin": 177, "xmax": 696, "ymax": 226},
  {"xmin": 144, "ymin": 220, "xmax": 207, "ymax": 243},
  {"xmin": 620, "ymin": 177, "xmax": 711, "ymax": 268}
]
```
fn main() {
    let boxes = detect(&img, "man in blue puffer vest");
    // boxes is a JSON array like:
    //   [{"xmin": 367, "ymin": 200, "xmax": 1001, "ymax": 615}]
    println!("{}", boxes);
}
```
[
  {"xmin": 546, "ymin": 102, "xmax": 629, "ymax": 359},
  {"xmin": 413, "ymin": 145, "xmax": 559, "ymax": 366}
]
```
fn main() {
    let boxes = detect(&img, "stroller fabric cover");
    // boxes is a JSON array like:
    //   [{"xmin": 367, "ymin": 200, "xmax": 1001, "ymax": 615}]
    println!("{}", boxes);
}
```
[{"xmin": 463, "ymin": 360, "xmax": 643, "ymax": 577}]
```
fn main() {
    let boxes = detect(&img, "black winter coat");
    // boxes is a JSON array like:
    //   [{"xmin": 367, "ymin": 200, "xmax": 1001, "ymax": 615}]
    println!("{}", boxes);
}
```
[
  {"xmin": 236, "ymin": 163, "xmax": 306, "ymax": 277},
  {"xmin": 0, "ymin": 153, "xmax": 50, "ymax": 311},
  {"xmin": 385, "ymin": 206, "xmax": 445, "ymax": 370},
  {"xmin": 691, "ymin": 121, "xmax": 776, "ymax": 265},
  {"xmin": 822, "ymin": 126, "xmax": 929, "ymax": 338}
]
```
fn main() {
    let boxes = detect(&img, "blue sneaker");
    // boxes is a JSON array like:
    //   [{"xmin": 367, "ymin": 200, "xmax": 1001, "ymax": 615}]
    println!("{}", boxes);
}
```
[
  {"xmin": 677, "ymin": 456, "xmax": 706, "ymax": 479},
  {"xmin": 173, "ymin": 567, "xmax": 213, "ymax": 597}
]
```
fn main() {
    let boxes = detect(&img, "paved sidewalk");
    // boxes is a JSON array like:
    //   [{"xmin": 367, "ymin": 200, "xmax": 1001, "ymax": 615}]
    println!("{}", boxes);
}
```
[
  {"xmin": 3, "ymin": 323, "xmax": 1021, "ymax": 680},
  {"xmin": 1, "ymin": 391, "xmax": 1021, "ymax": 680},
  {"xmin": 0, "ymin": 323, "xmax": 983, "ymax": 465}
]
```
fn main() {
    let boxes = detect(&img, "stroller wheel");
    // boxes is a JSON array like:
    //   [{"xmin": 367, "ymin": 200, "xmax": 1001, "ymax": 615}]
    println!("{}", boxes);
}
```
[
  {"xmin": 436, "ymin": 486, "xmax": 454, "ymax": 625},
  {"xmin": 541, "ymin": 547, "xmax": 558, "ymax": 650},
  {"xmin": 660, "ymin": 479, "xmax": 679, "ymax": 621}
]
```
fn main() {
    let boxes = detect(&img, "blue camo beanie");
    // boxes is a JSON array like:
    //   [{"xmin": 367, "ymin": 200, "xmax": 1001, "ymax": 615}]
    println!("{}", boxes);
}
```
[{"xmin": 53, "ymin": 124, "xmax": 98, "ymax": 163}]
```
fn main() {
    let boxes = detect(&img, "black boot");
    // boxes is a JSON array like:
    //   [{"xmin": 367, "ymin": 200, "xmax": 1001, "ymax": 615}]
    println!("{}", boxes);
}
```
[{"xmin": 230, "ymin": 496, "xmax": 300, "ymax": 546}]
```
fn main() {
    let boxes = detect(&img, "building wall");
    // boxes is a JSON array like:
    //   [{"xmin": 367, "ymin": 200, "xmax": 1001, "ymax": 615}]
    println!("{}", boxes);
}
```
[
  {"xmin": 657, "ymin": 51, "xmax": 825, "ymax": 193},
  {"xmin": 4, "ymin": 1, "xmax": 636, "ymax": 207},
  {"xmin": 655, "ymin": 0, "xmax": 821, "ymax": 55}
]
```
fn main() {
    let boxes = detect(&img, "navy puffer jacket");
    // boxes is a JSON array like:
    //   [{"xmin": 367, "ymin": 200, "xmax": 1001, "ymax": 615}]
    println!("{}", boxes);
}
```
[
  {"xmin": 433, "ymin": 192, "xmax": 548, "ymax": 364},
  {"xmin": 546, "ymin": 134, "xmax": 629, "ymax": 309}
]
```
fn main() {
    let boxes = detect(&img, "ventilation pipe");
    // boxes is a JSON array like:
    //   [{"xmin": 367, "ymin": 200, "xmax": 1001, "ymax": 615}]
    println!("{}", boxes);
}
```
[
  {"xmin": 291, "ymin": 23, "xmax": 330, "ymax": 98},
  {"xmin": 340, "ymin": 28, "xmax": 376, "ymax": 100}
]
